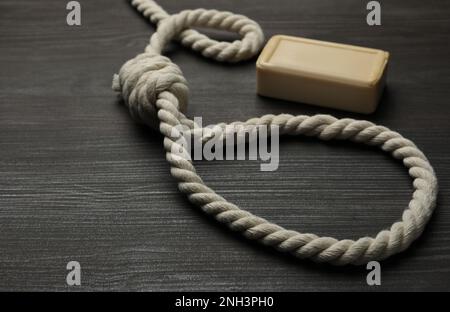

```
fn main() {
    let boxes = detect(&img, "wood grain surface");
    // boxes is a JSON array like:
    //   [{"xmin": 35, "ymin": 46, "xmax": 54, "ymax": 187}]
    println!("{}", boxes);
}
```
[{"xmin": 0, "ymin": 0, "xmax": 449, "ymax": 291}]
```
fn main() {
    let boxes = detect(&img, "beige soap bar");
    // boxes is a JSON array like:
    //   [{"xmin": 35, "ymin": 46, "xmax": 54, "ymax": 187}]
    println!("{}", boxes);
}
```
[{"xmin": 256, "ymin": 35, "xmax": 389, "ymax": 114}]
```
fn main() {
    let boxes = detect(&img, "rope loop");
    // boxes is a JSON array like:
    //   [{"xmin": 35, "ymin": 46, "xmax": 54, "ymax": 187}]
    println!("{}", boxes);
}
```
[{"xmin": 154, "ymin": 8, "xmax": 265, "ymax": 62}]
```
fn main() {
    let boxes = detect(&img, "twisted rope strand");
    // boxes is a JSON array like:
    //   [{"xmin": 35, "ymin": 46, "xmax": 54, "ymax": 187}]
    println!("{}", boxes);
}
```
[{"xmin": 113, "ymin": 0, "xmax": 438, "ymax": 265}]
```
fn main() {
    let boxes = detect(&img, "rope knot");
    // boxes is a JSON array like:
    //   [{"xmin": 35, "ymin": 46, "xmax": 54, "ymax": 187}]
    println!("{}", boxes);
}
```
[{"xmin": 112, "ymin": 51, "xmax": 188, "ymax": 129}]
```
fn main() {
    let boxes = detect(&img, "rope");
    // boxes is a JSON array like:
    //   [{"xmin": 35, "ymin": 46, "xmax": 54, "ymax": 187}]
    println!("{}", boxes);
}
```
[{"xmin": 112, "ymin": 0, "xmax": 438, "ymax": 265}]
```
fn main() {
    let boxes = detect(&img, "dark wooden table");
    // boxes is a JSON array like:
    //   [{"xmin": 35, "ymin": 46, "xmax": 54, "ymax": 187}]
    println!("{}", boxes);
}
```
[{"xmin": 1, "ymin": 0, "xmax": 449, "ymax": 291}]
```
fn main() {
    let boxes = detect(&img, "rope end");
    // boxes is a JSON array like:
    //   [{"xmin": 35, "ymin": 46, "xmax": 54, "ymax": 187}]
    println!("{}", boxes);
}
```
[{"xmin": 112, "ymin": 74, "xmax": 121, "ymax": 92}]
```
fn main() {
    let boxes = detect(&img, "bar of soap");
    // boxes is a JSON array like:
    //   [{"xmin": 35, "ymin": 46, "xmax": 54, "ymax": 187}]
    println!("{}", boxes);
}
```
[{"xmin": 256, "ymin": 35, "xmax": 389, "ymax": 114}]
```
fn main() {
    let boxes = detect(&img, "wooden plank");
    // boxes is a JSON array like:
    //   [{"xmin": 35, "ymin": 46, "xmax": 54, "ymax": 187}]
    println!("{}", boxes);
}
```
[{"xmin": 0, "ymin": 0, "xmax": 449, "ymax": 291}]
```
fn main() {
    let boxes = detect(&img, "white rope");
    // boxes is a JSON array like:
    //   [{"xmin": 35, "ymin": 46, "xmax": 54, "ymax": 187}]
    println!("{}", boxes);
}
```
[{"xmin": 112, "ymin": 0, "xmax": 438, "ymax": 265}]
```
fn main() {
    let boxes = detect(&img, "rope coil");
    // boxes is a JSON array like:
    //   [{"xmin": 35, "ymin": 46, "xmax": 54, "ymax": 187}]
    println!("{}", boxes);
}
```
[{"xmin": 113, "ymin": 0, "xmax": 438, "ymax": 265}]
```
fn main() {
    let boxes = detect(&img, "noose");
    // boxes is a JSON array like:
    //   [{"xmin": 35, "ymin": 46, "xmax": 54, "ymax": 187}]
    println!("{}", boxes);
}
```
[{"xmin": 112, "ymin": 0, "xmax": 438, "ymax": 265}]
